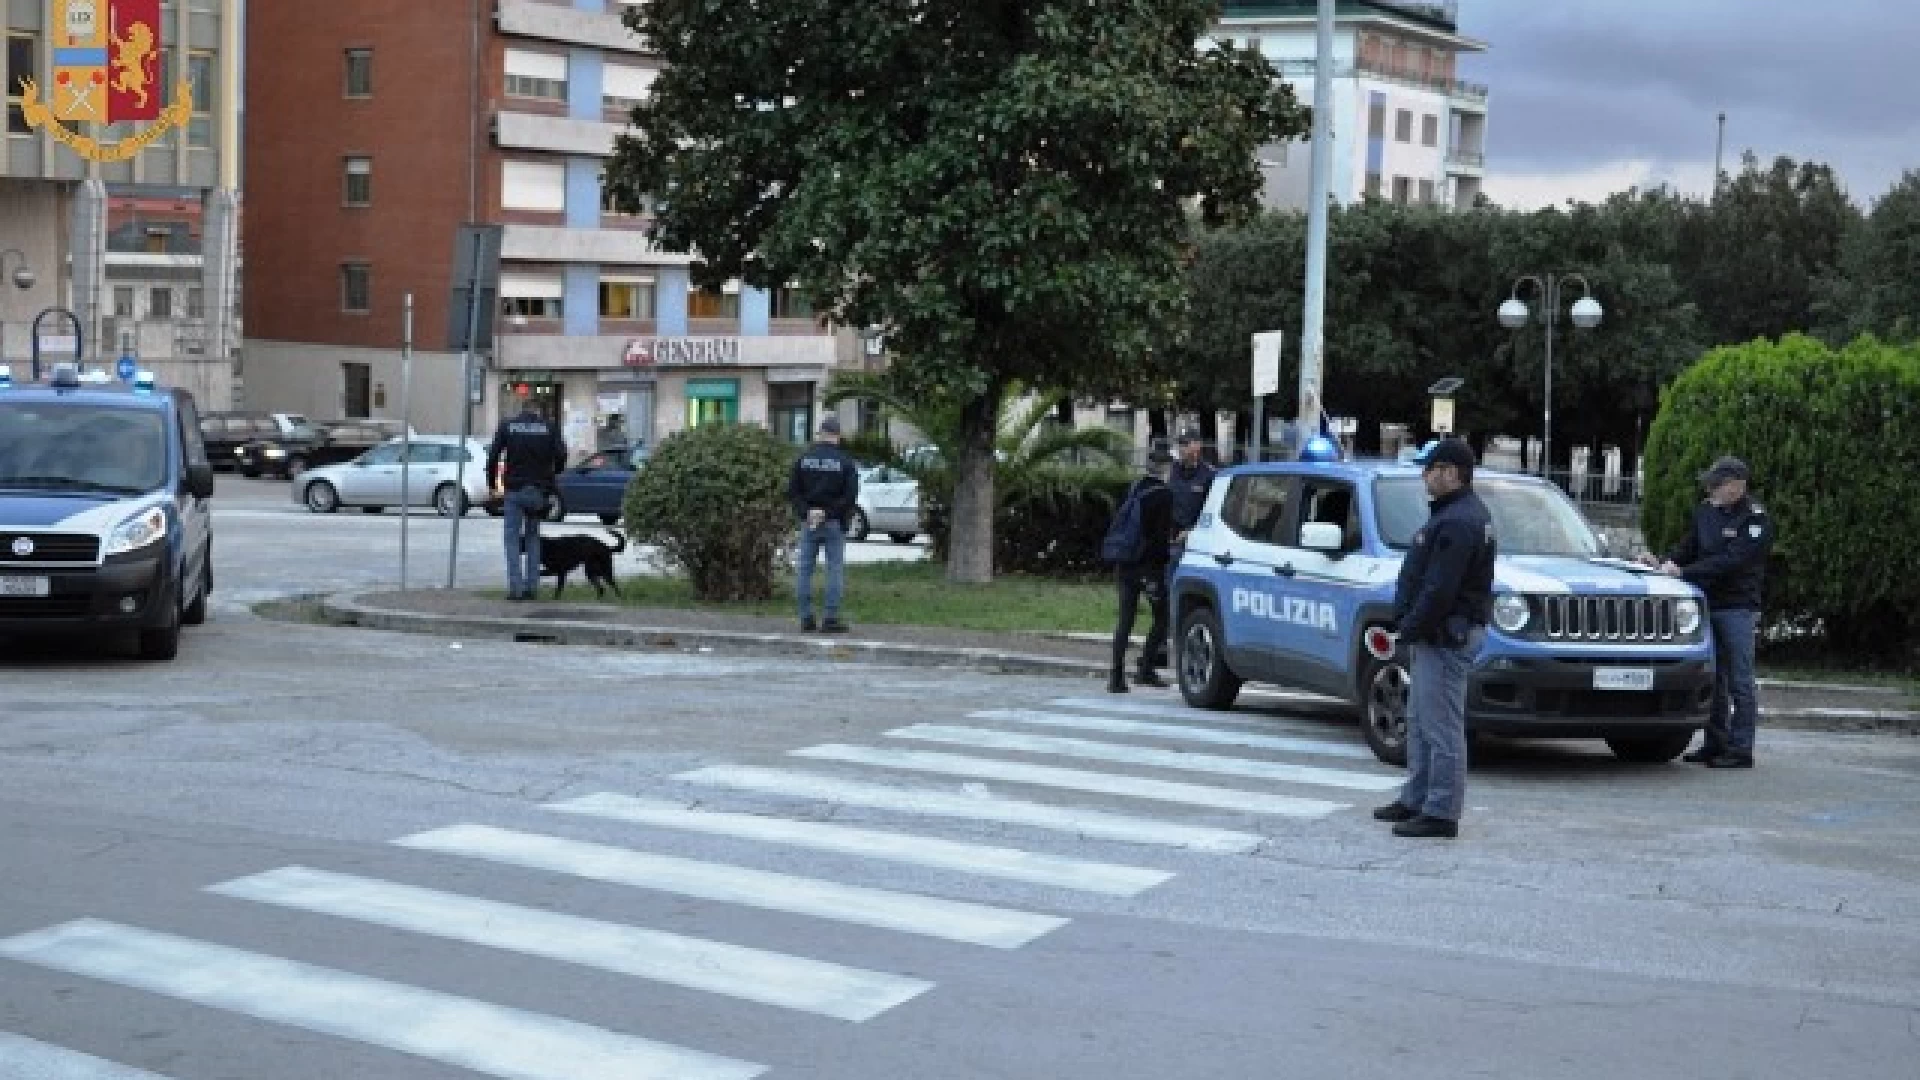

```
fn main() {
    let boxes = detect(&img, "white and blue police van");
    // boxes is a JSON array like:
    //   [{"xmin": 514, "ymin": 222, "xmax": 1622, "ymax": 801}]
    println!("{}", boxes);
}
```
[
  {"xmin": 0, "ymin": 363, "xmax": 214, "ymax": 661},
  {"xmin": 1170, "ymin": 441, "xmax": 1715, "ymax": 765}
]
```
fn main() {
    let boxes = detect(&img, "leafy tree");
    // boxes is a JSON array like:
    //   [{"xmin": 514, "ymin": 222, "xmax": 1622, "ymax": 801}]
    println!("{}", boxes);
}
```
[
  {"xmin": 1845, "ymin": 170, "xmax": 1920, "ymax": 342},
  {"xmin": 605, "ymin": 1, "xmax": 1307, "ymax": 582}
]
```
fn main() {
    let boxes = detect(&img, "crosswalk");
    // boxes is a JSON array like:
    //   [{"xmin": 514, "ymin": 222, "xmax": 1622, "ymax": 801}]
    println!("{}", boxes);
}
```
[{"xmin": 2, "ymin": 690, "xmax": 1395, "ymax": 1079}]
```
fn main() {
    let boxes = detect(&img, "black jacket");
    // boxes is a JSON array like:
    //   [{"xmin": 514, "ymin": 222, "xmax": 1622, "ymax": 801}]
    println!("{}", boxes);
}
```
[
  {"xmin": 789, "ymin": 441, "xmax": 861, "ymax": 527},
  {"xmin": 1167, "ymin": 459, "xmax": 1217, "ymax": 533},
  {"xmin": 1666, "ymin": 497, "xmax": 1772, "ymax": 611},
  {"xmin": 486, "ymin": 411, "xmax": 567, "ymax": 491},
  {"xmin": 1393, "ymin": 486, "xmax": 1497, "ymax": 646},
  {"xmin": 1122, "ymin": 474, "xmax": 1175, "ymax": 571}
]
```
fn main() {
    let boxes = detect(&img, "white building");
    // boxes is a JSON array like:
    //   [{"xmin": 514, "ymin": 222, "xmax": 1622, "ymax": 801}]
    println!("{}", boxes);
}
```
[{"xmin": 1212, "ymin": 1, "xmax": 1489, "ymax": 211}]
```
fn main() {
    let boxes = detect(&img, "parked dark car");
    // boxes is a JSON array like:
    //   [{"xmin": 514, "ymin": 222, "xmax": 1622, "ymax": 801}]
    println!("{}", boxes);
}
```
[
  {"xmin": 200, "ymin": 412, "xmax": 314, "ymax": 472},
  {"xmin": 483, "ymin": 443, "xmax": 648, "ymax": 527},
  {"xmin": 237, "ymin": 419, "xmax": 408, "ymax": 480}
]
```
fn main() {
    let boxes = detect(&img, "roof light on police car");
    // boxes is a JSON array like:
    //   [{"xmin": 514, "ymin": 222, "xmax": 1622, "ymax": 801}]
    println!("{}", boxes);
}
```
[
  {"xmin": 1299, "ymin": 435, "xmax": 1341, "ymax": 463},
  {"xmin": 133, "ymin": 370, "xmax": 157, "ymax": 393},
  {"xmin": 50, "ymin": 362, "xmax": 81, "ymax": 388},
  {"xmin": 0, "ymin": 364, "xmax": 11, "ymax": 388},
  {"xmin": 1492, "ymin": 593, "xmax": 1531, "ymax": 634}
]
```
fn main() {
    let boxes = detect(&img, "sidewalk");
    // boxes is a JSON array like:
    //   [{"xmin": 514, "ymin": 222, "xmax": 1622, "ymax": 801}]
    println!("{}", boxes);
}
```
[{"xmin": 314, "ymin": 589, "xmax": 1920, "ymax": 735}]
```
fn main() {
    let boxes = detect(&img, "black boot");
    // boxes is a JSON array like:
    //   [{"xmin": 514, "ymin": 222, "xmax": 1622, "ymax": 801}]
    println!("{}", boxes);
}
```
[
  {"xmin": 1133, "ymin": 665, "xmax": 1167, "ymax": 688},
  {"xmin": 1106, "ymin": 668, "xmax": 1130, "ymax": 694}
]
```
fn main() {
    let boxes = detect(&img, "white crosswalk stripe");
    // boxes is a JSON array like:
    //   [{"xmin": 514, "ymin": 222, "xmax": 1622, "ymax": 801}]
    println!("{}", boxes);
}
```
[
  {"xmin": 396, "ymin": 823, "xmax": 1067, "ymax": 949},
  {"xmin": 549, "ymin": 792, "xmax": 1172, "ymax": 896},
  {"xmin": 970, "ymin": 708, "xmax": 1379, "ymax": 761},
  {"xmin": 210, "ymin": 866, "xmax": 932, "ymax": 1022},
  {"xmin": 885, "ymin": 724, "xmax": 1405, "ymax": 793},
  {"xmin": 0, "ymin": 1033, "xmax": 176, "ymax": 1080},
  {"xmin": 1049, "ymin": 694, "xmax": 1344, "ymax": 720},
  {"xmin": 792, "ymin": 744, "xmax": 1346, "ymax": 817},
  {"xmin": 0, "ymin": 919, "xmax": 765, "ymax": 1080},
  {"xmin": 675, "ymin": 766, "xmax": 1263, "ymax": 852}
]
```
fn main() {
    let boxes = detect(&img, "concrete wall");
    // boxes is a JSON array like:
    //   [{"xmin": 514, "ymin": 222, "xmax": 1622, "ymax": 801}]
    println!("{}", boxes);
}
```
[
  {"xmin": 242, "ymin": 338, "xmax": 467, "ymax": 434},
  {"xmin": 0, "ymin": 179, "xmax": 72, "ymax": 366}
]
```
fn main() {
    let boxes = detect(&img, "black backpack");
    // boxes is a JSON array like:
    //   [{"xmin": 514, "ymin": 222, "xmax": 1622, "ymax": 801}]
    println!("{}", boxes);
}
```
[{"xmin": 1101, "ymin": 480, "xmax": 1149, "ymax": 564}]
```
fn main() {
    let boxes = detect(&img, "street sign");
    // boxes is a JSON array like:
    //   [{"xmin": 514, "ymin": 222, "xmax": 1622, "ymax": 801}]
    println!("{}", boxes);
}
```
[
  {"xmin": 446, "ymin": 224, "xmax": 503, "ymax": 352},
  {"xmin": 116, "ymin": 354, "xmax": 136, "ymax": 382},
  {"xmin": 1252, "ymin": 332, "xmax": 1284, "ymax": 397}
]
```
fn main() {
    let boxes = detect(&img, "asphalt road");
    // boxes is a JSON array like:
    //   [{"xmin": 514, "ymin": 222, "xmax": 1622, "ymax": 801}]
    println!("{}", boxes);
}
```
[{"xmin": 1, "ymin": 477, "xmax": 1916, "ymax": 1080}]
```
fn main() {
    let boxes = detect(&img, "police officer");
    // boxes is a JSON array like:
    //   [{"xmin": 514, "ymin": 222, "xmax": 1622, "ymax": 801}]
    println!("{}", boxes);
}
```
[
  {"xmin": 1109, "ymin": 446, "xmax": 1175, "ymax": 694},
  {"xmin": 1165, "ymin": 427, "xmax": 1215, "ymax": 573},
  {"xmin": 1374, "ymin": 437, "xmax": 1495, "ymax": 839},
  {"xmin": 788, "ymin": 415, "xmax": 860, "ymax": 633},
  {"xmin": 487, "ymin": 398, "xmax": 566, "ymax": 602},
  {"xmin": 1645, "ymin": 456, "xmax": 1772, "ymax": 768}
]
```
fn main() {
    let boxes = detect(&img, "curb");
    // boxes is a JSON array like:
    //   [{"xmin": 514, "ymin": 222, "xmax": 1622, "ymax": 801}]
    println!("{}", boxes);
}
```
[{"xmin": 313, "ymin": 593, "xmax": 1919, "ymax": 736}]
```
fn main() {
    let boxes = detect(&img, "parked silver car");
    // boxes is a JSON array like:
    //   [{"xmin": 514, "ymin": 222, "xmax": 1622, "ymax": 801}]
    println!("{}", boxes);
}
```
[
  {"xmin": 293, "ymin": 437, "xmax": 492, "ymax": 517},
  {"xmin": 851, "ymin": 465, "xmax": 921, "ymax": 543}
]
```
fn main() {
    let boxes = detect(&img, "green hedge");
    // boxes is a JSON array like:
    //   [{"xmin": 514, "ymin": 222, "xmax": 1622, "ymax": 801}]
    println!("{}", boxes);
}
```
[
  {"xmin": 919, "ymin": 469, "xmax": 1134, "ymax": 579},
  {"xmin": 622, "ymin": 423, "xmax": 797, "ymax": 602},
  {"xmin": 1642, "ymin": 334, "xmax": 1920, "ymax": 657}
]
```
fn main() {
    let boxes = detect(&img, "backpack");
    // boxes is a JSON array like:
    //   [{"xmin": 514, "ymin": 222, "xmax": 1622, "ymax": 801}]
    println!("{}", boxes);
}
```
[{"xmin": 1101, "ymin": 480, "xmax": 1149, "ymax": 565}]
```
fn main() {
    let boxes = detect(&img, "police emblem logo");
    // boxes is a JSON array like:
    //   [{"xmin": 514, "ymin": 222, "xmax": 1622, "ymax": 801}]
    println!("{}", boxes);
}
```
[
  {"xmin": 1748, "ymin": 523, "xmax": 1763, "ymax": 538},
  {"xmin": 10, "ymin": 536, "xmax": 34, "ymax": 558},
  {"xmin": 21, "ymin": 0, "xmax": 192, "ymax": 163}
]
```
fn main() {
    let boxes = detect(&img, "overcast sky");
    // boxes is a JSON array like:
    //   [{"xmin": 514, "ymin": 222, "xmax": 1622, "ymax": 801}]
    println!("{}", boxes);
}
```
[{"xmin": 1457, "ymin": 0, "xmax": 1918, "ymax": 210}]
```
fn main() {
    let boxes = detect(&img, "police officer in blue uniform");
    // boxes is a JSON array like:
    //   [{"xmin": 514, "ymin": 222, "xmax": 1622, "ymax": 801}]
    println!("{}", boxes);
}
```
[
  {"xmin": 1157, "ymin": 429, "xmax": 1215, "ymax": 666},
  {"xmin": 1109, "ymin": 446, "xmax": 1175, "ymax": 694},
  {"xmin": 487, "ymin": 399, "xmax": 567, "ymax": 601},
  {"xmin": 1647, "ymin": 456, "xmax": 1773, "ymax": 768},
  {"xmin": 788, "ymin": 415, "xmax": 860, "ymax": 633},
  {"xmin": 1375, "ymin": 437, "xmax": 1495, "ymax": 839}
]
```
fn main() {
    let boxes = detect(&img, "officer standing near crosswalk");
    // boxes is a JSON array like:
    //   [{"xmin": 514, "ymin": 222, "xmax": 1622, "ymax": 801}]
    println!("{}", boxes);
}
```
[
  {"xmin": 1105, "ymin": 446, "xmax": 1175, "ymax": 694},
  {"xmin": 487, "ymin": 395, "xmax": 567, "ymax": 602}
]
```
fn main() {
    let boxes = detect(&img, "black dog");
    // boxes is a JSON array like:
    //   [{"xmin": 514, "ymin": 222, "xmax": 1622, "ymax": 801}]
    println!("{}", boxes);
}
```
[{"xmin": 526, "ymin": 529, "xmax": 626, "ymax": 600}]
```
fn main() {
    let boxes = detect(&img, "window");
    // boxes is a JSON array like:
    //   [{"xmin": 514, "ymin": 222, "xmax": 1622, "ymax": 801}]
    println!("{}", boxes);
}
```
[
  {"xmin": 149, "ymin": 288, "xmax": 173, "ymax": 320},
  {"xmin": 599, "ymin": 276, "xmax": 655, "ymax": 320},
  {"xmin": 1395, "ymin": 109, "xmax": 1412, "ymax": 143},
  {"xmin": 1364, "ymin": 172, "xmax": 1382, "ymax": 200},
  {"xmin": 1392, "ymin": 176, "xmax": 1411, "ymax": 204},
  {"xmin": 502, "ymin": 270, "xmax": 564, "ymax": 320},
  {"xmin": 1419, "ymin": 178, "xmax": 1435, "ymax": 205},
  {"xmin": 504, "ymin": 48, "xmax": 567, "ymax": 101},
  {"xmin": 1294, "ymin": 481, "xmax": 1361, "ymax": 553},
  {"xmin": 343, "ymin": 156, "xmax": 372, "ymax": 206},
  {"xmin": 344, "ymin": 48, "xmax": 373, "ymax": 97},
  {"xmin": 501, "ymin": 159, "xmax": 565, "ymax": 212},
  {"xmin": 186, "ymin": 287, "xmax": 205, "ymax": 319},
  {"xmin": 7, "ymin": 34, "xmax": 34, "ymax": 135},
  {"xmin": 188, "ymin": 51, "xmax": 214, "ymax": 146},
  {"xmin": 1421, "ymin": 114, "xmax": 1438, "ymax": 147},
  {"xmin": 341, "ymin": 263, "xmax": 371, "ymax": 312},
  {"xmin": 688, "ymin": 285, "xmax": 740, "ymax": 320},
  {"xmin": 1366, "ymin": 95, "xmax": 1385, "ymax": 140},
  {"xmin": 602, "ymin": 63, "xmax": 656, "ymax": 113},
  {"xmin": 1221, "ymin": 475, "xmax": 1291, "ymax": 545},
  {"xmin": 343, "ymin": 364, "xmax": 374, "ymax": 419},
  {"xmin": 771, "ymin": 287, "xmax": 815, "ymax": 320},
  {"xmin": 113, "ymin": 288, "xmax": 135, "ymax": 318}
]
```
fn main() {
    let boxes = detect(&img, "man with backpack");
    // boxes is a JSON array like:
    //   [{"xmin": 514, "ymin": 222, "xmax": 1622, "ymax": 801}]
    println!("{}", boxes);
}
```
[{"xmin": 1103, "ymin": 445, "xmax": 1176, "ymax": 693}]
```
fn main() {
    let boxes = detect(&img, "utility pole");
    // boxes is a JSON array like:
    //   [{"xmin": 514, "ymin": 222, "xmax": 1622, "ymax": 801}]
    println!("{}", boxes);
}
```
[
  {"xmin": 1713, "ymin": 112, "xmax": 1726, "ymax": 202},
  {"xmin": 1297, "ymin": 0, "xmax": 1336, "ymax": 445},
  {"xmin": 399, "ymin": 293, "xmax": 415, "ymax": 590}
]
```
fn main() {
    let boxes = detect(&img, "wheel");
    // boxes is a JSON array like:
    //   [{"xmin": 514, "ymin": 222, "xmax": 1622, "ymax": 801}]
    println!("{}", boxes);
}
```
[
  {"xmin": 545, "ymin": 493, "xmax": 567, "ymax": 522},
  {"xmin": 1361, "ymin": 652, "xmax": 1413, "ymax": 767},
  {"xmin": 181, "ymin": 552, "xmax": 210, "ymax": 626},
  {"xmin": 1606, "ymin": 733, "xmax": 1695, "ymax": 763},
  {"xmin": 286, "ymin": 455, "xmax": 308, "ymax": 479},
  {"xmin": 888, "ymin": 533, "xmax": 916, "ymax": 545},
  {"xmin": 304, "ymin": 480, "xmax": 340, "ymax": 514},
  {"xmin": 434, "ymin": 483, "xmax": 467, "ymax": 518},
  {"xmin": 847, "ymin": 508, "xmax": 871, "ymax": 542},
  {"xmin": 599, "ymin": 512, "xmax": 621, "ymax": 528},
  {"xmin": 1176, "ymin": 605, "xmax": 1243, "ymax": 710}
]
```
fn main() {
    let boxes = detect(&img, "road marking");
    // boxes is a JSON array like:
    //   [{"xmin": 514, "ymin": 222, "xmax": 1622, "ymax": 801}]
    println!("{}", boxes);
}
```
[
  {"xmin": 395, "ymin": 824, "xmax": 1065, "ymax": 950},
  {"xmin": 1050, "ymin": 694, "xmax": 1343, "ymax": 720},
  {"xmin": 971, "ymin": 708, "xmax": 1377, "ymax": 762},
  {"xmin": 674, "ymin": 766, "xmax": 1262, "ymax": 853},
  {"xmin": 549, "ymin": 793, "xmax": 1170, "ymax": 897},
  {"xmin": 210, "ymin": 866, "xmax": 930, "ymax": 1022},
  {"xmin": 0, "ymin": 1033, "xmax": 175, "ymax": 1079},
  {"xmin": 0, "ymin": 919, "xmax": 763, "ymax": 1080},
  {"xmin": 791, "ymin": 745, "xmax": 1344, "ymax": 818},
  {"xmin": 886, "ymin": 725, "xmax": 1404, "ymax": 793}
]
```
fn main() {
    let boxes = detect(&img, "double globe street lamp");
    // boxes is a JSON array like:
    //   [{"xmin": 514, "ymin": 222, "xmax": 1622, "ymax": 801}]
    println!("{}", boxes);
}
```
[{"xmin": 1499, "ymin": 274, "xmax": 1602, "ymax": 482}]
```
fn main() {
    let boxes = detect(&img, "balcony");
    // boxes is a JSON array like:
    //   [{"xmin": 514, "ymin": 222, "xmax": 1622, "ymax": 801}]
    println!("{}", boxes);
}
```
[
  {"xmin": 1446, "ymin": 150, "xmax": 1485, "ymax": 174},
  {"xmin": 499, "ymin": 224, "xmax": 694, "ymax": 266},
  {"xmin": 494, "ymin": 111, "xmax": 623, "ymax": 157},
  {"xmin": 494, "ymin": 0, "xmax": 647, "ymax": 54},
  {"xmin": 1268, "ymin": 58, "xmax": 1488, "ymax": 104}
]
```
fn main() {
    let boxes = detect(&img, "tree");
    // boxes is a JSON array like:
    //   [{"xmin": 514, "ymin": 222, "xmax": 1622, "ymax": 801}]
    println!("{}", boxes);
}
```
[
  {"xmin": 605, "ymin": 1, "xmax": 1306, "ymax": 582},
  {"xmin": 1846, "ymin": 170, "xmax": 1920, "ymax": 342}
]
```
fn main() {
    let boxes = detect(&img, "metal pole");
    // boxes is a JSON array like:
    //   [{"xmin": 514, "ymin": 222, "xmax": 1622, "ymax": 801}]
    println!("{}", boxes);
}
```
[
  {"xmin": 1298, "ymin": 0, "xmax": 1335, "ymax": 438},
  {"xmin": 1713, "ymin": 112, "xmax": 1726, "ymax": 203},
  {"xmin": 399, "ymin": 293, "xmax": 414, "ymax": 590},
  {"xmin": 448, "ymin": 250, "xmax": 485, "ymax": 589},
  {"xmin": 1543, "ymin": 275, "xmax": 1556, "ymax": 484}
]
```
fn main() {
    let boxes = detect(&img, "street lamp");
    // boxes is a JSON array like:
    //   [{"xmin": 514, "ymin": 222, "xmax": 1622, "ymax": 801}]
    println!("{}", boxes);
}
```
[
  {"xmin": 1498, "ymin": 274, "xmax": 1602, "ymax": 481},
  {"xmin": 1, "ymin": 248, "xmax": 34, "ymax": 367}
]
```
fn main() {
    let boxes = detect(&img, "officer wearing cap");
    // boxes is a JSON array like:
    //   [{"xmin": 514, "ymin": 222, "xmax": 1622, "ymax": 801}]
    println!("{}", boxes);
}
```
[
  {"xmin": 487, "ymin": 398, "xmax": 567, "ymax": 602},
  {"xmin": 1108, "ymin": 444, "xmax": 1176, "ymax": 693},
  {"xmin": 789, "ymin": 414, "xmax": 860, "ymax": 633},
  {"xmin": 1374, "ymin": 436, "xmax": 1495, "ymax": 839},
  {"xmin": 1644, "ymin": 455, "xmax": 1773, "ymax": 768},
  {"xmin": 1160, "ymin": 428, "xmax": 1215, "ymax": 663}
]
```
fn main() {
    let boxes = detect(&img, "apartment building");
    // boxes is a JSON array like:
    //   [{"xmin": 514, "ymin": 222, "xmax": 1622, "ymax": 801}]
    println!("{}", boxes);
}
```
[
  {"xmin": 244, "ymin": 0, "xmax": 847, "ymax": 450},
  {"xmin": 1, "ymin": 0, "xmax": 241, "ymax": 403},
  {"xmin": 1214, "ymin": 1, "xmax": 1490, "ymax": 211}
]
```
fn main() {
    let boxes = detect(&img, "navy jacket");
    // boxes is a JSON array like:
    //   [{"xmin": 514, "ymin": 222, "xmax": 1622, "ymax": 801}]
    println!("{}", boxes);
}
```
[
  {"xmin": 1121, "ymin": 475, "xmax": 1175, "ymax": 571},
  {"xmin": 486, "ymin": 411, "xmax": 567, "ymax": 491},
  {"xmin": 1665, "ymin": 497, "xmax": 1772, "ymax": 611},
  {"xmin": 1393, "ymin": 486, "xmax": 1497, "ymax": 646},
  {"xmin": 789, "ymin": 442, "xmax": 861, "ymax": 527},
  {"xmin": 1167, "ymin": 459, "xmax": 1216, "ymax": 534}
]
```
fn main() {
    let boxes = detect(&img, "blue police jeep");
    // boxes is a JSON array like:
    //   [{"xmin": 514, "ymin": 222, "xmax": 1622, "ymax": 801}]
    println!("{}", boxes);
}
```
[
  {"xmin": 0, "ymin": 363, "xmax": 215, "ymax": 661},
  {"xmin": 1170, "ymin": 454, "xmax": 1715, "ymax": 765}
]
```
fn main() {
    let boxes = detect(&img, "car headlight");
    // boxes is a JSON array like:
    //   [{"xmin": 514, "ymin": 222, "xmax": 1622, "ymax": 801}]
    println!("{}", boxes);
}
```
[
  {"xmin": 104, "ymin": 506, "xmax": 168, "ymax": 556},
  {"xmin": 1675, "ymin": 598, "xmax": 1703, "ymax": 636},
  {"xmin": 264, "ymin": 446, "xmax": 286, "ymax": 458},
  {"xmin": 1492, "ymin": 592, "xmax": 1531, "ymax": 634}
]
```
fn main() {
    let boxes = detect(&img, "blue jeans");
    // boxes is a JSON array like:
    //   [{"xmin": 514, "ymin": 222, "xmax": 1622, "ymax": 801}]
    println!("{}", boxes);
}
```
[
  {"xmin": 1401, "ymin": 628, "xmax": 1482, "ymax": 821},
  {"xmin": 797, "ymin": 519, "xmax": 845, "ymax": 622},
  {"xmin": 1707, "ymin": 608, "xmax": 1760, "ymax": 754},
  {"xmin": 503, "ymin": 486, "xmax": 545, "ymax": 598}
]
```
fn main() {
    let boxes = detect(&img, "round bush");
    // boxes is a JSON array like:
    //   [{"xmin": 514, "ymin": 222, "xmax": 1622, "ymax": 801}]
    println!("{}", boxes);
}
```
[
  {"xmin": 1642, "ymin": 334, "xmax": 1920, "ymax": 658},
  {"xmin": 623, "ymin": 423, "xmax": 797, "ymax": 602}
]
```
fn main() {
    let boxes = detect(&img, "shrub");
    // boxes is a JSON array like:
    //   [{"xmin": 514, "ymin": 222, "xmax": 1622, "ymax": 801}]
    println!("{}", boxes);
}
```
[
  {"xmin": 920, "ymin": 466, "xmax": 1134, "ymax": 578},
  {"xmin": 623, "ymin": 423, "xmax": 796, "ymax": 602},
  {"xmin": 1641, "ymin": 334, "xmax": 1920, "ymax": 659}
]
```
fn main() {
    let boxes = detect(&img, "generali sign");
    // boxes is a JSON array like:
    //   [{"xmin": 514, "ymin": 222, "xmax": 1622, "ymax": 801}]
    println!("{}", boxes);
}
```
[{"xmin": 622, "ymin": 337, "xmax": 743, "ymax": 368}]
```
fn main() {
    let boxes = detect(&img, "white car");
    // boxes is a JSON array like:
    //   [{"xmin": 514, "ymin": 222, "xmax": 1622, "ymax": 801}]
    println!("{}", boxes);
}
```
[
  {"xmin": 852, "ymin": 465, "xmax": 921, "ymax": 543},
  {"xmin": 293, "ymin": 436, "xmax": 492, "ymax": 517}
]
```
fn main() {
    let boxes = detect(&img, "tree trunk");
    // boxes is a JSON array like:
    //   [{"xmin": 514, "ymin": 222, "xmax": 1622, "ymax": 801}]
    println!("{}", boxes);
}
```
[{"xmin": 947, "ymin": 383, "xmax": 1002, "ymax": 584}]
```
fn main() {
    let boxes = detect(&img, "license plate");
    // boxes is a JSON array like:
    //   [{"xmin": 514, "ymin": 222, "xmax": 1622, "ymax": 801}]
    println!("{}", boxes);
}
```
[
  {"xmin": 1593, "ymin": 667, "xmax": 1654, "ymax": 692},
  {"xmin": 0, "ymin": 575, "xmax": 51, "ymax": 597}
]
